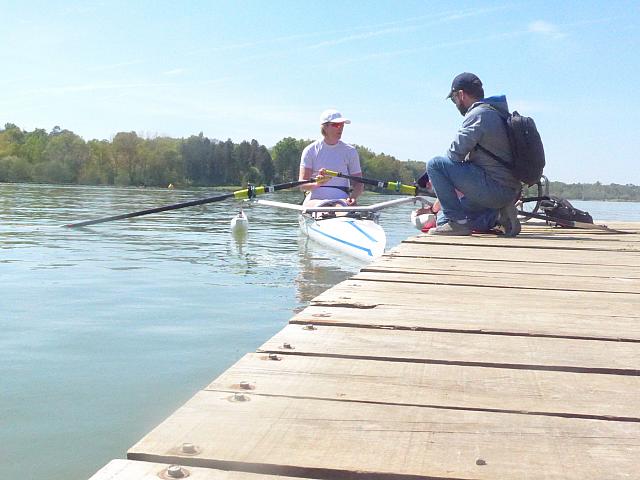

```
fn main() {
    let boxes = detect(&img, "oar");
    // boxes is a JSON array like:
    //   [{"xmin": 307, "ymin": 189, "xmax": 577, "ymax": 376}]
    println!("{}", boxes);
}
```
[
  {"xmin": 321, "ymin": 169, "xmax": 435, "ymax": 197},
  {"xmin": 64, "ymin": 179, "xmax": 314, "ymax": 228},
  {"xmin": 517, "ymin": 210, "xmax": 626, "ymax": 232}
]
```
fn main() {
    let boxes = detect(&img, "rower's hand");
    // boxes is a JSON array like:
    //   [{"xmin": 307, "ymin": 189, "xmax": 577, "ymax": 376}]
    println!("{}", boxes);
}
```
[
  {"xmin": 346, "ymin": 197, "xmax": 357, "ymax": 206},
  {"xmin": 314, "ymin": 173, "xmax": 331, "ymax": 185}
]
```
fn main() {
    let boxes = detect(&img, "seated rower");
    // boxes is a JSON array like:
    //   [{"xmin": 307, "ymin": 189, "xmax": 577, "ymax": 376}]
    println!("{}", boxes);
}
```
[{"xmin": 298, "ymin": 108, "xmax": 364, "ymax": 208}]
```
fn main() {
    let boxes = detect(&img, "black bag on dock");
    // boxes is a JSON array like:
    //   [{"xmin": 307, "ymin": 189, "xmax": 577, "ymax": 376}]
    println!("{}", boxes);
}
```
[{"xmin": 540, "ymin": 196, "xmax": 593, "ymax": 224}]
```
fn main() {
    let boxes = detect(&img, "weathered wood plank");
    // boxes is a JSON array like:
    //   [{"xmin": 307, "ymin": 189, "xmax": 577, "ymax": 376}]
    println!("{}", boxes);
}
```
[
  {"xmin": 519, "ymin": 223, "xmax": 640, "ymax": 235},
  {"xmin": 604, "ymin": 221, "xmax": 640, "ymax": 231},
  {"xmin": 352, "ymin": 269, "xmax": 640, "ymax": 294},
  {"xmin": 258, "ymin": 324, "xmax": 640, "ymax": 375},
  {"xmin": 389, "ymin": 242, "xmax": 639, "ymax": 265},
  {"xmin": 89, "ymin": 459, "xmax": 305, "ymax": 480},
  {"xmin": 292, "ymin": 304, "xmax": 640, "ymax": 341},
  {"xmin": 404, "ymin": 234, "xmax": 640, "ymax": 251},
  {"xmin": 127, "ymin": 391, "xmax": 640, "ymax": 479},
  {"xmin": 206, "ymin": 353, "xmax": 640, "ymax": 421},
  {"xmin": 309, "ymin": 279, "xmax": 640, "ymax": 327},
  {"xmin": 514, "ymin": 228, "xmax": 640, "ymax": 238},
  {"xmin": 367, "ymin": 255, "xmax": 640, "ymax": 278}
]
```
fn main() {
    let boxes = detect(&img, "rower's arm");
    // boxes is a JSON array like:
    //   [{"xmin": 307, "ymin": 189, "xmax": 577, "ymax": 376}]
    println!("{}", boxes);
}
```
[
  {"xmin": 299, "ymin": 166, "xmax": 315, "ymax": 192},
  {"xmin": 350, "ymin": 172, "xmax": 364, "ymax": 200}
]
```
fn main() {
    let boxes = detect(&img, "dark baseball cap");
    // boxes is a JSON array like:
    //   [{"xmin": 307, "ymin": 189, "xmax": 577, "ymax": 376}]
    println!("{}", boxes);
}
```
[{"xmin": 446, "ymin": 72, "xmax": 483, "ymax": 99}]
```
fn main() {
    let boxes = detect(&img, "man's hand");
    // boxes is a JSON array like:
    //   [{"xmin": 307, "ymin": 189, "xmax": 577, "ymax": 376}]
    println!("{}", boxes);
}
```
[{"xmin": 414, "ymin": 204, "xmax": 433, "ymax": 215}]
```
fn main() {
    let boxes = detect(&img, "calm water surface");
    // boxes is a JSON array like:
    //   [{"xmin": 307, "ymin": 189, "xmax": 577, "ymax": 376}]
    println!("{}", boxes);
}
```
[{"xmin": 1, "ymin": 184, "xmax": 639, "ymax": 479}]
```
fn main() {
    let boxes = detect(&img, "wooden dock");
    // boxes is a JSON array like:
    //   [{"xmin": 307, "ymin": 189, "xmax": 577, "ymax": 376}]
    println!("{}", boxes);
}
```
[{"xmin": 90, "ymin": 221, "xmax": 640, "ymax": 480}]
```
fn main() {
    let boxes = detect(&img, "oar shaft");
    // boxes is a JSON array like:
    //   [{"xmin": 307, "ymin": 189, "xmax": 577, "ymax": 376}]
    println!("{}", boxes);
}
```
[
  {"xmin": 64, "ymin": 179, "xmax": 314, "ymax": 228},
  {"xmin": 64, "ymin": 192, "xmax": 236, "ymax": 228},
  {"xmin": 322, "ymin": 169, "xmax": 425, "ymax": 196}
]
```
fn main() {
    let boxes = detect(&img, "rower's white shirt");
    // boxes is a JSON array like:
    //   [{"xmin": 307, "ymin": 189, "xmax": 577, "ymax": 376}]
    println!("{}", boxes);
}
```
[{"xmin": 300, "ymin": 139, "xmax": 361, "ymax": 200}]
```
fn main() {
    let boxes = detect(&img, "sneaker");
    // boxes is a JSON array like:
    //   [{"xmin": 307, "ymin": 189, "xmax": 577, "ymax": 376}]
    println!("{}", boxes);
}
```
[
  {"xmin": 428, "ymin": 221, "xmax": 472, "ymax": 236},
  {"xmin": 420, "ymin": 214, "xmax": 437, "ymax": 233},
  {"xmin": 497, "ymin": 204, "xmax": 521, "ymax": 237}
]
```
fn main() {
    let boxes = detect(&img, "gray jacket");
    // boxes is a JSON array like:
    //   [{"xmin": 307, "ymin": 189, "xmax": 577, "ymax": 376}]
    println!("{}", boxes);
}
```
[{"xmin": 446, "ymin": 95, "xmax": 521, "ymax": 190}]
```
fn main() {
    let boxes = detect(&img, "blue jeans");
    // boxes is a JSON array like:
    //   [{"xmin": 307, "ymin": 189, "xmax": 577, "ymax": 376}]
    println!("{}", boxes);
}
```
[{"xmin": 427, "ymin": 155, "xmax": 519, "ymax": 231}]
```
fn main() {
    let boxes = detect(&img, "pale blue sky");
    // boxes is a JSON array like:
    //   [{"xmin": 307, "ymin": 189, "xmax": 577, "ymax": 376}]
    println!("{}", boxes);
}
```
[{"xmin": 2, "ymin": 0, "xmax": 639, "ymax": 184}]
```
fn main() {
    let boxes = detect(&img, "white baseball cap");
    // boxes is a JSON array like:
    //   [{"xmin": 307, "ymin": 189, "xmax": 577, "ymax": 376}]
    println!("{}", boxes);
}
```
[{"xmin": 319, "ymin": 109, "xmax": 351, "ymax": 125}]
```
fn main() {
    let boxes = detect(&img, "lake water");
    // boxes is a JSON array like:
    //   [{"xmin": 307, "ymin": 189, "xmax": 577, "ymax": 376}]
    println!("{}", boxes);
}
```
[{"xmin": 1, "ymin": 183, "xmax": 639, "ymax": 479}]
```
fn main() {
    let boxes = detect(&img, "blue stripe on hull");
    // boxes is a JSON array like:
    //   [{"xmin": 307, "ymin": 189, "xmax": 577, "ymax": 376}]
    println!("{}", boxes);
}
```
[{"xmin": 306, "ymin": 219, "xmax": 380, "ymax": 257}]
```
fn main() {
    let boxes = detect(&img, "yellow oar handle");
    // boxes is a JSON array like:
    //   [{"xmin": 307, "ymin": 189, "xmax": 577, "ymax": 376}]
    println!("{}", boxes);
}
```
[
  {"xmin": 233, "ymin": 185, "xmax": 268, "ymax": 199},
  {"xmin": 322, "ymin": 169, "xmax": 341, "ymax": 178},
  {"xmin": 386, "ymin": 181, "xmax": 417, "ymax": 195}
]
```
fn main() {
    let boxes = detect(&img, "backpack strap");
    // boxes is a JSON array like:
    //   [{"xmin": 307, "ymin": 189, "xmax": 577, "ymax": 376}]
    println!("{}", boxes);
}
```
[
  {"xmin": 475, "ymin": 143, "xmax": 511, "ymax": 169},
  {"xmin": 474, "ymin": 103, "xmax": 514, "ymax": 170}
]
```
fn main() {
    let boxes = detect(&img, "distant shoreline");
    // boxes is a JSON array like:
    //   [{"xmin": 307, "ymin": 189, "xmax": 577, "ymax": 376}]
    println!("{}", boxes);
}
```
[{"xmin": 2, "ymin": 180, "xmax": 640, "ymax": 203}]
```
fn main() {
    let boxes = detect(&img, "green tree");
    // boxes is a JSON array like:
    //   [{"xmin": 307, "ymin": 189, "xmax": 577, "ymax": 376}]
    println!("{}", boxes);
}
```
[
  {"xmin": 234, "ymin": 140, "xmax": 252, "ymax": 184},
  {"xmin": 0, "ymin": 123, "xmax": 24, "ymax": 157},
  {"xmin": 112, "ymin": 131, "xmax": 142, "ymax": 185},
  {"xmin": 36, "ymin": 130, "xmax": 89, "ymax": 183},
  {"xmin": 254, "ymin": 143, "xmax": 275, "ymax": 183},
  {"xmin": 143, "ymin": 137, "xmax": 183, "ymax": 186},
  {"xmin": 181, "ymin": 133, "xmax": 212, "ymax": 185},
  {"xmin": 0, "ymin": 155, "xmax": 32, "ymax": 182},
  {"xmin": 271, "ymin": 137, "xmax": 307, "ymax": 182},
  {"xmin": 82, "ymin": 139, "xmax": 115, "ymax": 185},
  {"xmin": 217, "ymin": 139, "xmax": 236, "ymax": 185},
  {"xmin": 20, "ymin": 128, "xmax": 48, "ymax": 164}
]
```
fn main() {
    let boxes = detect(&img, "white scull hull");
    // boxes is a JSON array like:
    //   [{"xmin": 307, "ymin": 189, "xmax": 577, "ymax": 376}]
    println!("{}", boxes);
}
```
[{"xmin": 299, "ymin": 214, "xmax": 386, "ymax": 261}]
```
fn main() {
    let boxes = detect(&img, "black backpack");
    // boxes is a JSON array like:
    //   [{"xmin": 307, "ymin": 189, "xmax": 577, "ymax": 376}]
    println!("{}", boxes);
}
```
[
  {"xmin": 540, "ymin": 196, "xmax": 593, "ymax": 225},
  {"xmin": 477, "ymin": 110, "xmax": 546, "ymax": 186}
]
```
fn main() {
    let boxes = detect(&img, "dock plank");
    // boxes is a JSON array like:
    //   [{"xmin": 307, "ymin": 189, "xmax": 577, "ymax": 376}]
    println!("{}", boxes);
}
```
[
  {"xmin": 206, "ymin": 353, "xmax": 640, "ymax": 421},
  {"xmin": 404, "ymin": 234, "xmax": 640, "ymax": 251},
  {"xmin": 258, "ymin": 324, "xmax": 640, "ymax": 375},
  {"xmin": 89, "ymin": 460, "xmax": 306, "ymax": 479},
  {"xmin": 354, "ymin": 269, "xmax": 640, "ymax": 294},
  {"xmin": 365, "ymin": 255, "xmax": 640, "ymax": 279},
  {"xmin": 89, "ymin": 459, "xmax": 304, "ymax": 480},
  {"xmin": 292, "ymin": 304, "xmax": 640, "ymax": 341},
  {"xmin": 309, "ymin": 280, "xmax": 640, "ymax": 331},
  {"xmin": 127, "ymin": 391, "xmax": 640, "ymax": 480},
  {"xmin": 390, "ymin": 243, "xmax": 639, "ymax": 265}
]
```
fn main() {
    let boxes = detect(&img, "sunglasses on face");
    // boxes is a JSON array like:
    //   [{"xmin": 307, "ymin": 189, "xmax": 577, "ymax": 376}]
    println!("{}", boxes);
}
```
[
  {"xmin": 450, "ymin": 90, "xmax": 459, "ymax": 103},
  {"xmin": 327, "ymin": 122, "xmax": 344, "ymax": 128}
]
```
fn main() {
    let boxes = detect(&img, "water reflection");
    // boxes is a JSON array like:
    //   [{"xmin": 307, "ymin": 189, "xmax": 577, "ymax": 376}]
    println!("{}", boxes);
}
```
[{"xmin": 294, "ymin": 236, "xmax": 362, "ymax": 307}]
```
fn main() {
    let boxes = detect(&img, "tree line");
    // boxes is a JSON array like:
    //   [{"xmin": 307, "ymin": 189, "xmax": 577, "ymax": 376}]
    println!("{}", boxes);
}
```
[
  {"xmin": 1, "ymin": 123, "xmax": 639, "ymax": 201},
  {"xmin": 547, "ymin": 181, "xmax": 640, "ymax": 202},
  {"xmin": 0, "ymin": 123, "xmax": 424, "ymax": 189}
]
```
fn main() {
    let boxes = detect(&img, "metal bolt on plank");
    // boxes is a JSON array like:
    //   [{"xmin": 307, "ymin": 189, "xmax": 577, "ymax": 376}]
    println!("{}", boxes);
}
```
[
  {"xmin": 181, "ymin": 443, "xmax": 198, "ymax": 454},
  {"xmin": 167, "ymin": 465, "xmax": 188, "ymax": 478}
]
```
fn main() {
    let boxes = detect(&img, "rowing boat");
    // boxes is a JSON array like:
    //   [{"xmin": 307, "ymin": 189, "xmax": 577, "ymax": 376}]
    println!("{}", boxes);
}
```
[{"xmin": 255, "ymin": 196, "xmax": 430, "ymax": 261}]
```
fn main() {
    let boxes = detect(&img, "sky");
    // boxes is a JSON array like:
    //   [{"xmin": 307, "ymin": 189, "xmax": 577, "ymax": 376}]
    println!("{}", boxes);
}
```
[{"xmin": 1, "ymin": 0, "xmax": 639, "ymax": 185}]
